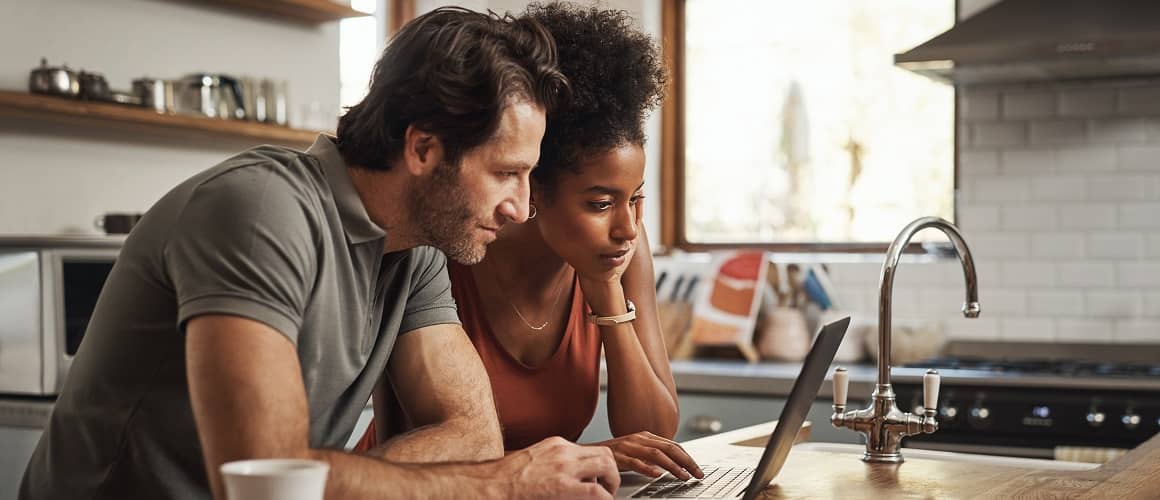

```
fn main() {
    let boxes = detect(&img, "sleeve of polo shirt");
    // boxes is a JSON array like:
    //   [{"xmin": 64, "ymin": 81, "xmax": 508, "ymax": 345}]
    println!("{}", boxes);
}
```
[
  {"xmin": 166, "ymin": 165, "xmax": 317, "ymax": 343},
  {"xmin": 399, "ymin": 247, "xmax": 461, "ymax": 334}
]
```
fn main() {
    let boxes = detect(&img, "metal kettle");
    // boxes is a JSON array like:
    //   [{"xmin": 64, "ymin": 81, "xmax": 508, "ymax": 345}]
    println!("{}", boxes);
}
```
[
  {"xmin": 29, "ymin": 58, "xmax": 80, "ymax": 98},
  {"xmin": 173, "ymin": 73, "xmax": 246, "ymax": 120}
]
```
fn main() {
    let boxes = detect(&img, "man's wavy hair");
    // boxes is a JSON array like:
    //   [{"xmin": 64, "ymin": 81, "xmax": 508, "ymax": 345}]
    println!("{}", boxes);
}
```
[{"xmin": 336, "ymin": 7, "xmax": 570, "ymax": 170}]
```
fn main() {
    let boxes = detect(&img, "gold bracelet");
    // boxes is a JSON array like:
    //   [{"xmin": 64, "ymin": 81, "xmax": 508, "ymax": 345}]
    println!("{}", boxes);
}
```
[{"xmin": 587, "ymin": 300, "xmax": 636, "ymax": 326}]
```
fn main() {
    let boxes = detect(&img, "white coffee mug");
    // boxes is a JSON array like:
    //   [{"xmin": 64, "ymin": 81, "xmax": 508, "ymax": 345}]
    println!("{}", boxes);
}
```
[{"xmin": 220, "ymin": 459, "xmax": 329, "ymax": 500}]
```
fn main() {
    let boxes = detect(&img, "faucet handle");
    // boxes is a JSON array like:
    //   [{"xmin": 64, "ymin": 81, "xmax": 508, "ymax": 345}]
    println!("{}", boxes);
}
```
[
  {"xmin": 924, "ymin": 369, "xmax": 941, "ymax": 412},
  {"xmin": 833, "ymin": 367, "xmax": 849, "ymax": 407}
]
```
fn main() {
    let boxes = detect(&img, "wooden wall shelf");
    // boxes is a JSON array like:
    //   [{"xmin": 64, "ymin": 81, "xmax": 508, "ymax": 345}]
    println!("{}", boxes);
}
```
[
  {"xmin": 191, "ymin": 0, "xmax": 370, "ymax": 24},
  {"xmin": 0, "ymin": 91, "xmax": 325, "ymax": 149}
]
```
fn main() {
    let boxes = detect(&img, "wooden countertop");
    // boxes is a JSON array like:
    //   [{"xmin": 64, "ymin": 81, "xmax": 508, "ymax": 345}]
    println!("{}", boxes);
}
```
[{"xmin": 674, "ymin": 421, "xmax": 1160, "ymax": 499}]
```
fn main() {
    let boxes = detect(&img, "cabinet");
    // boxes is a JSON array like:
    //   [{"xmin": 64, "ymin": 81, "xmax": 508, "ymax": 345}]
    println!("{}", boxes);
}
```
[{"xmin": 579, "ymin": 391, "xmax": 867, "ymax": 445}]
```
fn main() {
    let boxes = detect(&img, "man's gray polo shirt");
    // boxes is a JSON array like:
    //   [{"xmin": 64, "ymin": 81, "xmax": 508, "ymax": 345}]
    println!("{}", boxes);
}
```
[{"xmin": 20, "ymin": 136, "xmax": 460, "ymax": 500}]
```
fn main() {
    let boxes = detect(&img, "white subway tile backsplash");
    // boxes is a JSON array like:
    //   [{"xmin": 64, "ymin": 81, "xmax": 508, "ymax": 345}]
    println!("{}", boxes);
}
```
[
  {"xmin": 961, "ymin": 92, "xmax": 999, "ymax": 120},
  {"xmin": 958, "ymin": 205, "xmax": 1000, "ymax": 231},
  {"xmin": 960, "ymin": 150, "xmax": 1000, "ymax": 176},
  {"xmin": 980, "ymin": 289, "xmax": 1028, "ymax": 315},
  {"xmin": 1090, "ymin": 118, "xmax": 1154, "ymax": 144},
  {"xmin": 887, "ymin": 290, "xmax": 923, "ymax": 318},
  {"xmin": 835, "ymin": 290, "xmax": 875, "ymax": 314},
  {"xmin": 1087, "ymin": 176, "xmax": 1160, "ymax": 201},
  {"xmin": 1029, "ymin": 120, "xmax": 1086, "ymax": 145},
  {"xmin": 1002, "ymin": 205, "xmax": 1057, "ymax": 230},
  {"xmin": 1055, "ymin": 147, "xmax": 1117, "ymax": 172},
  {"xmin": 1003, "ymin": 92, "xmax": 1056, "ymax": 119},
  {"xmin": 945, "ymin": 317, "xmax": 1001, "ymax": 341},
  {"xmin": 1056, "ymin": 261, "xmax": 1117, "ymax": 288},
  {"xmin": 1150, "ymin": 234, "xmax": 1160, "ymax": 258},
  {"xmin": 915, "ymin": 288, "xmax": 973, "ymax": 316},
  {"xmin": 1144, "ymin": 292, "xmax": 1160, "ymax": 317},
  {"xmin": 1118, "ymin": 87, "xmax": 1160, "ymax": 115},
  {"xmin": 1118, "ymin": 146, "xmax": 1160, "ymax": 171},
  {"xmin": 974, "ymin": 122, "xmax": 1028, "ymax": 147},
  {"xmin": 1087, "ymin": 232, "xmax": 1145, "ymax": 258},
  {"xmin": 826, "ymin": 263, "xmax": 881, "ymax": 286},
  {"xmin": 974, "ymin": 178, "xmax": 1031, "ymax": 202},
  {"xmin": 1027, "ymin": 290, "xmax": 1085, "ymax": 316},
  {"xmin": 1058, "ymin": 204, "xmax": 1117, "ymax": 230},
  {"xmin": 1001, "ymin": 261, "xmax": 1056, "ymax": 287},
  {"xmin": 1030, "ymin": 176, "xmax": 1087, "ymax": 201},
  {"xmin": 1000, "ymin": 149, "xmax": 1055, "ymax": 174},
  {"xmin": 1117, "ymin": 262, "xmax": 1160, "ymax": 288},
  {"xmin": 1119, "ymin": 203, "xmax": 1160, "ymax": 229},
  {"xmin": 894, "ymin": 262, "xmax": 957, "ymax": 287},
  {"xmin": 1001, "ymin": 318, "xmax": 1055, "ymax": 341},
  {"xmin": 959, "ymin": 259, "xmax": 1001, "ymax": 289},
  {"xmin": 1086, "ymin": 290, "xmax": 1142, "ymax": 317},
  {"xmin": 1114, "ymin": 320, "xmax": 1160, "ymax": 343},
  {"xmin": 968, "ymin": 233, "xmax": 1030, "ymax": 259},
  {"xmin": 1056, "ymin": 319, "xmax": 1114, "ymax": 342},
  {"xmin": 1031, "ymin": 233, "xmax": 1086, "ymax": 259},
  {"xmin": 1059, "ymin": 89, "xmax": 1117, "ymax": 117}
]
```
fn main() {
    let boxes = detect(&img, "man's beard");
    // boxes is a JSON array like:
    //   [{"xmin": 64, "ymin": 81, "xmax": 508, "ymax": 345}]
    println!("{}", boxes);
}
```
[{"xmin": 409, "ymin": 160, "xmax": 487, "ymax": 264}]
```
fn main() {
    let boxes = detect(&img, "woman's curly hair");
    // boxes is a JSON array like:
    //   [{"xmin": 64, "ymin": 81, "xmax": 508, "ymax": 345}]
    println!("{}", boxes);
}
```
[{"xmin": 523, "ymin": 2, "xmax": 667, "ymax": 196}]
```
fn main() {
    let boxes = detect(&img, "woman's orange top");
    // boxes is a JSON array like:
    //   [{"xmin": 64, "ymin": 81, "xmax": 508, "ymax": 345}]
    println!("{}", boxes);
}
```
[{"xmin": 353, "ymin": 262, "xmax": 602, "ymax": 452}]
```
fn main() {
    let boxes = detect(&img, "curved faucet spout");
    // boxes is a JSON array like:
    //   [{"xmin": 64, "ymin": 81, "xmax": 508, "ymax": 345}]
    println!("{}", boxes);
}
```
[{"xmin": 878, "ymin": 217, "xmax": 980, "ymax": 386}]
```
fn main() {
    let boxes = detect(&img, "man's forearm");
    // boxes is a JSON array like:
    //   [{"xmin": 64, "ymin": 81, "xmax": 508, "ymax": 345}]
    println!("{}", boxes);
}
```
[
  {"xmin": 370, "ymin": 417, "xmax": 504, "ymax": 463},
  {"xmin": 307, "ymin": 448, "xmax": 504, "ymax": 500}
]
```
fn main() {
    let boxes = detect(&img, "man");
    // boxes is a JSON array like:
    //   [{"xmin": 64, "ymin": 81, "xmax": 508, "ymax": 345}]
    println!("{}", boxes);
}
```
[{"xmin": 20, "ymin": 7, "xmax": 619, "ymax": 500}]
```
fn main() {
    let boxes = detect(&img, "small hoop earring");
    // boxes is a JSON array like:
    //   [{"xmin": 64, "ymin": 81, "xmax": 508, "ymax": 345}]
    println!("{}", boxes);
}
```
[{"xmin": 528, "ymin": 204, "xmax": 538, "ymax": 220}]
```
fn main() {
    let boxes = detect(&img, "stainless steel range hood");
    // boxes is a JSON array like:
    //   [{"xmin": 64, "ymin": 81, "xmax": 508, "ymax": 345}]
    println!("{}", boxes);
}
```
[{"xmin": 895, "ymin": 0, "xmax": 1160, "ymax": 85}]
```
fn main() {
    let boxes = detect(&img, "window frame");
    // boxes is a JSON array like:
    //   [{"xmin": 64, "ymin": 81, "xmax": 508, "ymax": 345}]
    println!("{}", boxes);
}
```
[{"xmin": 658, "ymin": 0, "xmax": 960, "ymax": 253}]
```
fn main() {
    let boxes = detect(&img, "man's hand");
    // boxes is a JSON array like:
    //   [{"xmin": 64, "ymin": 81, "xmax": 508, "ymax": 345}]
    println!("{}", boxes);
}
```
[
  {"xmin": 498, "ymin": 437, "xmax": 621, "ymax": 500},
  {"xmin": 593, "ymin": 432, "xmax": 703, "ymax": 481}
]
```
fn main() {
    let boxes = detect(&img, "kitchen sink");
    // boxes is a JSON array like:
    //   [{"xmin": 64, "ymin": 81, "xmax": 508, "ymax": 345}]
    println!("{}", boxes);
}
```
[{"xmin": 788, "ymin": 442, "xmax": 1100, "ymax": 471}]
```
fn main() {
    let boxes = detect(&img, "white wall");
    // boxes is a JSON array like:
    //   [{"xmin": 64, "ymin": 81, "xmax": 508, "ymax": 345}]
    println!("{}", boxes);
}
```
[{"xmin": 0, "ymin": 0, "xmax": 340, "ymax": 235}]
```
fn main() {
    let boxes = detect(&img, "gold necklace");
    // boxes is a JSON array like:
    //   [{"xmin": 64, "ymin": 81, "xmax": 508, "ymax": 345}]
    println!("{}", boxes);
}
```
[{"xmin": 489, "ymin": 260, "xmax": 569, "ymax": 331}]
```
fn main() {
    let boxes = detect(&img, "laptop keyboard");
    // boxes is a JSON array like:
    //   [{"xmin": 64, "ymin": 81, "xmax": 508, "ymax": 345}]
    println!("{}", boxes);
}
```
[{"xmin": 630, "ymin": 466, "xmax": 754, "ymax": 498}]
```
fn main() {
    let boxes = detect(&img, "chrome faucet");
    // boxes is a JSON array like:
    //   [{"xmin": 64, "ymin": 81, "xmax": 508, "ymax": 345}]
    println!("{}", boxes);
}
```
[{"xmin": 831, "ymin": 217, "xmax": 981, "ymax": 463}]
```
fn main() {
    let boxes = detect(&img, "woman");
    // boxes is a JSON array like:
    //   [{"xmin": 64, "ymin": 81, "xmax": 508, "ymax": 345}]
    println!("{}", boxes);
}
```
[{"xmin": 358, "ymin": 2, "xmax": 701, "ymax": 481}]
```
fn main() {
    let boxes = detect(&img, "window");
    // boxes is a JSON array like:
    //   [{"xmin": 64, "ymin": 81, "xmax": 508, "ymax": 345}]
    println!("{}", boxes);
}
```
[
  {"xmin": 673, "ymin": 0, "xmax": 956, "ymax": 247},
  {"xmin": 340, "ymin": 0, "xmax": 386, "ymax": 109}
]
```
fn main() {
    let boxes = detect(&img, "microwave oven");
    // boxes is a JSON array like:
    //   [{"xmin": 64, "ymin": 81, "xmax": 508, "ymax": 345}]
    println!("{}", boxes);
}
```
[{"xmin": 0, "ymin": 237, "xmax": 121, "ymax": 396}]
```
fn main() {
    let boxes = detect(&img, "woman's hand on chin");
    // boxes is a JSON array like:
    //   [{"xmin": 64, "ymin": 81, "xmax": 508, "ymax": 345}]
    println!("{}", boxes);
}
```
[
  {"xmin": 590, "ymin": 432, "xmax": 703, "ymax": 480},
  {"xmin": 577, "ymin": 241, "xmax": 636, "ymax": 310}
]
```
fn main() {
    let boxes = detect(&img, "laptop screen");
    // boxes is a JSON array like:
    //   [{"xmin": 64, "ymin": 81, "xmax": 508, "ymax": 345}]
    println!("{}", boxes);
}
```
[{"xmin": 740, "ymin": 316, "xmax": 849, "ymax": 500}]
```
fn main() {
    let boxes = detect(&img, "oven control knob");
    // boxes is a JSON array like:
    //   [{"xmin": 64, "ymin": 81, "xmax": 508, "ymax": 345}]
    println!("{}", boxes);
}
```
[
  {"xmin": 1122, "ymin": 413, "xmax": 1142, "ymax": 430},
  {"xmin": 940, "ymin": 405, "xmax": 959, "ymax": 421},
  {"xmin": 968, "ymin": 405, "xmax": 991, "ymax": 428},
  {"xmin": 1086, "ymin": 410, "xmax": 1106, "ymax": 427}
]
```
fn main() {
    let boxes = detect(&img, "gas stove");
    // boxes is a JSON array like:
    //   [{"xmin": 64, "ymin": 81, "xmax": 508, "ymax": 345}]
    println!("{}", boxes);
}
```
[
  {"xmin": 893, "ymin": 357, "xmax": 1160, "ymax": 459},
  {"xmin": 916, "ymin": 356, "xmax": 1160, "ymax": 378}
]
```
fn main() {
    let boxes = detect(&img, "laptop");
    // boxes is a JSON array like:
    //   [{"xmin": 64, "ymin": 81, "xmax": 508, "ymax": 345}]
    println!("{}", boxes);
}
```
[{"xmin": 617, "ymin": 316, "xmax": 850, "ymax": 499}]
